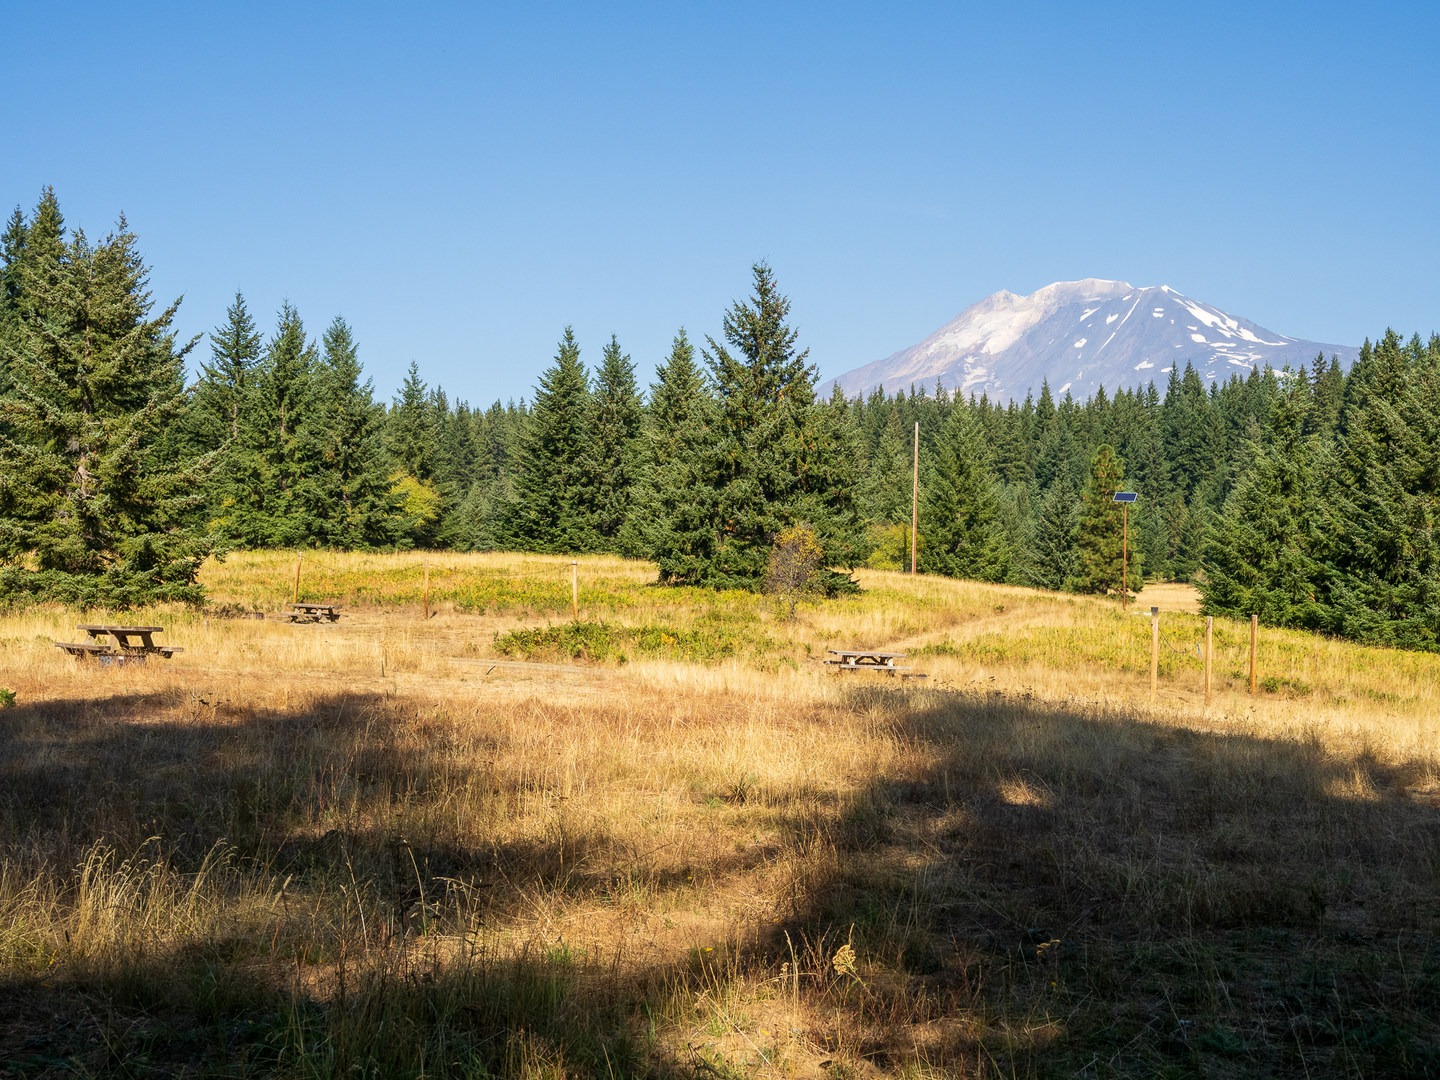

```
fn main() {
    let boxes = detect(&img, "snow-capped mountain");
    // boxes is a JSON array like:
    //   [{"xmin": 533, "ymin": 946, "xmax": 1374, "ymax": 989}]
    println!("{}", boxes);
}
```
[{"xmin": 830, "ymin": 279, "xmax": 1357, "ymax": 402}]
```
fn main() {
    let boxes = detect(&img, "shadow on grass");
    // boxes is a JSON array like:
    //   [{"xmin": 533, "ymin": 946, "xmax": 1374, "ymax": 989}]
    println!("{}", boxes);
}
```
[
  {"xmin": 762, "ymin": 685, "xmax": 1440, "ymax": 1077},
  {"xmin": 3, "ymin": 684, "xmax": 1440, "ymax": 1076}
]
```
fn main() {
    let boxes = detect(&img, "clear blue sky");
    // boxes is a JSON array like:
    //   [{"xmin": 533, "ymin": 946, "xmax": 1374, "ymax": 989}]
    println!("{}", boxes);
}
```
[{"xmin": 7, "ymin": 1, "xmax": 1437, "ymax": 406}]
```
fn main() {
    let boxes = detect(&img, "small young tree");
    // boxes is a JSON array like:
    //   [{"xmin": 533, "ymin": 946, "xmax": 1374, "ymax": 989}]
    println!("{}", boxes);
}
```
[
  {"xmin": 1069, "ymin": 443, "xmax": 1143, "ymax": 599},
  {"xmin": 763, "ymin": 522, "xmax": 825, "ymax": 619}
]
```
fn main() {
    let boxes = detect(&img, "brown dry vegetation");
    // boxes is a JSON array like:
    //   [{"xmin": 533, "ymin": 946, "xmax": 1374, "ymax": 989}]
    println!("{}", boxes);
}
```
[{"xmin": 2, "ymin": 551, "xmax": 1439, "ymax": 1077}]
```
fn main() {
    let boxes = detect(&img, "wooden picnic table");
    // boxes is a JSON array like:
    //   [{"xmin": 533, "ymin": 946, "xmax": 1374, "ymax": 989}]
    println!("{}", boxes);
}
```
[
  {"xmin": 284, "ymin": 602, "xmax": 342, "ymax": 623},
  {"xmin": 823, "ymin": 649, "xmax": 923, "ymax": 677},
  {"xmin": 56, "ymin": 625, "xmax": 183, "ymax": 663}
]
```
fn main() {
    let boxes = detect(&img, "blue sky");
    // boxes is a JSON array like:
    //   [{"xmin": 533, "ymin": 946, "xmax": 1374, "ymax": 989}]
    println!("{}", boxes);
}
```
[{"xmin": 7, "ymin": 1, "xmax": 1437, "ymax": 406}]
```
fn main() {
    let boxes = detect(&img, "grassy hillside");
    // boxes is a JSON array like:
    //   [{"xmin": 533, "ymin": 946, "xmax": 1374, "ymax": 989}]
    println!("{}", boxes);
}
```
[{"xmin": 2, "ymin": 552, "xmax": 1438, "ymax": 1077}]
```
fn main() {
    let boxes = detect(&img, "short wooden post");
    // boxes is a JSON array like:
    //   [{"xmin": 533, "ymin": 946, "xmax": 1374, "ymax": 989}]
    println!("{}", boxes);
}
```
[
  {"xmin": 1150, "ymin": 606, "xmax": 1159, "ymax": 701},
  {"xmin": 1204, "ymin": 616, "xmax": 1213, "ymax": 706},
  {"xmin": 292, "ymin": 554, "xmax": 302, "ymax": 604},
  {"xmin": 1249, "ymin": 614, "xmax": 1258, "ymax": 694},
  {"xmin": 423, "ymin": 563, "xmax": 431, "ymax": 620},
  {"xmin": 571, "ymin": 561, "xmax": 579, "ymax": 621}
]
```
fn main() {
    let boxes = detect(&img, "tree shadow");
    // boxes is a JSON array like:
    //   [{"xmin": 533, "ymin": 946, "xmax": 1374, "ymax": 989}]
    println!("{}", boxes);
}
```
[
  {"xmin": 3, "ymin": 683, "xmax": 1439, "ymax": 1076},
  {"xmin": 755, "ymin": 684, "xmax": 1440, "ymax": 1076}
]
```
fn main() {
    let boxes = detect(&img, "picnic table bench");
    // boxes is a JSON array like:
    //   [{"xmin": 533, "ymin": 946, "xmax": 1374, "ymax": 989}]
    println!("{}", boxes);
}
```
[
  {"xmin": 55, "ymin": 625, "xmax": 184, "ymax": 664},
  {"xmin": 823, "ymin": 649, "xmax": 926, "ymax": 677},
  {"xmin": 284, "ymin": 602, "xmax": 342, "ymax": 623}
]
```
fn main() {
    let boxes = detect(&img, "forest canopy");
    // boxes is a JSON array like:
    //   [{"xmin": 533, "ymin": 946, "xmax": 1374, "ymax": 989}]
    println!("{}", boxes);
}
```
[{"xmin": 3, "ymin": 189, "xmax": 1436, "ymax": 652}]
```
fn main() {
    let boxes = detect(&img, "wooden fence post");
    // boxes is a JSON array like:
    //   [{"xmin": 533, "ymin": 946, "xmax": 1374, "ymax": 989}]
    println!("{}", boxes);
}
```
[
  {"xmin": 1204, "ymin": 616, "xmax": 1213, "ymax": 706},
  {"xmin": 1250, "ymin": 614, "xmax": 1258, "ymax": 693},
  {"xmin": 1150, "ymin": 606, "xmax": 1159, "ymax": 701}
]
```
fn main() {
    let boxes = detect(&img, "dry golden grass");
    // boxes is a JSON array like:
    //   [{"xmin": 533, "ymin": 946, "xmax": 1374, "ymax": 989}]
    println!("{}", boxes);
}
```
[{"xmin": 2, "ymin": 552, "xmax": 1439, "ymax": 1077}]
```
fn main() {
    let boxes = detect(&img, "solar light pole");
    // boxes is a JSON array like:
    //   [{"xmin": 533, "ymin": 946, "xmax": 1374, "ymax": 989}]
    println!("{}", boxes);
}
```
[{"xmin": 1113, "ymin": 491, "xmax": 1137, "ymax": 611}]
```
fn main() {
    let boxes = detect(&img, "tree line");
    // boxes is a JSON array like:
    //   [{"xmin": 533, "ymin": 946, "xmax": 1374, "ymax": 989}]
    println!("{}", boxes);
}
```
[{"xmin": 2, "ymin": 190, "xmax": 1435, "ymax": 652}]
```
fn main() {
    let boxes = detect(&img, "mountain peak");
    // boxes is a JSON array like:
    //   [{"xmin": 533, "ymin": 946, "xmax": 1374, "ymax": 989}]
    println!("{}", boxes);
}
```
[{"xmin": 830, "ymin": 280, "xmax": 1355, "ymax": 401}]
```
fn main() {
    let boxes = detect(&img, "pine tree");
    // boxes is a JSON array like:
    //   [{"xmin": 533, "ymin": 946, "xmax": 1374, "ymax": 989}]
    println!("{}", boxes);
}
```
[
  {"xmin": 1200, "ymin": 388, "xmax": 1327, "ymax": 628},
  {"xmin": 311, "ymin": 317, "xmax": 402, "ymax": 547},
  {"xmin": 1068, "ymin": 444, "xmax": 1142, "ymax": 598},
  {"xmin": 798, "ymin": 383, "xmax": 869, "ymax": 579},
  {"xmin": 502, "ymin": 327, "xmax": 597, "ymax": 553},
  {"xmin": 1028, "ymin": 470, "xmax": 1079, "ymax": 590},
  {"xmin": 229, "ymin": 303, "xmax": 322, "ymax": 546},
  {"xmin": 193, "ymin": 291, "xmax": 262, "ymax": 446},
  {"xmin": 588, "ymin": 334, "xmax": 643, "ymax": 551},
  {"xmin": 858, "ymin": 408, "xmax": 912, "ymax": 526},
  {"xmin": 701, "ymin": 263, "xmax": 837, "ymax": 588},
  {"xmin": 1320, "ymin": 331, "xmax": 1440, "ymax": 649},
  {"xmin": 0, "ymin": 193, "xmax": 214, "ymax": 604},
  {"xmin": 632, "ymin": 329, "xmax": 718, "ymax": 582},
  {"xmin": 919, "ymin": 405, "xmax": 1001, "ymax": 580}
]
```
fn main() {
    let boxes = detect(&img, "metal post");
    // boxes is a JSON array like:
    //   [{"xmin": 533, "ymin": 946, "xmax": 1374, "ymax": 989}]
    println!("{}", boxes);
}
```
[
  {"xmin": 292, "ymin": 554, "xmax": 302, "ymax": 604},
  {"xmin": 423, "ymin": 563, "xmax": 431, "ymax": 620},
  {"xmin": 571, "ymin": 561, "xmax": 579, "ymax": 621},
  {"xmin": 1121, "ymin": 502, "xmax": 1128, "ymax": 611}
]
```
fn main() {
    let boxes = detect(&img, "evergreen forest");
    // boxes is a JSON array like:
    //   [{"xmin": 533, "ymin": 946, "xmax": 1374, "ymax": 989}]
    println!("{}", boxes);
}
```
[{"xmin": 3, "ymin": 191, "xmax": 1437, "ymax": 650}]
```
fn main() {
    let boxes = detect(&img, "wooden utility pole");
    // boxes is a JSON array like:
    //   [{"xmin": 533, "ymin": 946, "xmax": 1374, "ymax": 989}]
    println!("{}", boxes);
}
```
[
  {"xmin": 423, "ymin": 563, "xmax": 431, "ymax": 620},
  {"xmin": 571, "ymin": 561, "xmax": 579, "ymax": 621},
  {"xmin": 910, "ymin": 421, "xmax": 919, "ymax": 575},
  {"xmin": 292, "ymin": 554, "xmax": 302, "ymax": 604},
  {"xmin": 1204, "ymin": 616, "xmax": 1214, "ymax": 706},
  {"xmin": 1249, "ymin": 614, "xmax": 1258, "ymax": 694},
  {"xmin": 1150, "ymin": 606, "xmax": 1160, "ymax": 701}
]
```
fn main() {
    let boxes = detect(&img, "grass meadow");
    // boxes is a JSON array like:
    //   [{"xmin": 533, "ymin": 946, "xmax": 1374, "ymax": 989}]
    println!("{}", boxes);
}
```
[{"xmin": 2, "ymin": 550, "xmax": 1439, "ymax": 1077}]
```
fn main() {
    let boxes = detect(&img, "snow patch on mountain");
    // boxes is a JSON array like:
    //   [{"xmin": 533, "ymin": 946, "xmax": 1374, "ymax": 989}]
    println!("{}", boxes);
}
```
[{"xmin": 828, "ymin": 279, "xmax": 1357, "ymax": 403}]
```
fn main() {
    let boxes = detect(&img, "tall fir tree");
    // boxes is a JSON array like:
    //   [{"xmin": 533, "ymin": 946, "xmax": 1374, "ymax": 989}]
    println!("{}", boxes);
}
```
[
  {"xmin": 0, "ymin": 192, "xmax": 213, "ymax": 604},
  {"xmin": 919, "ymin": 405, "xmax": 1002, "ymax": 580},
  {"xmin": 310, "ymin": 316, "xmax": 402, "ymax": 547},
  {"xmin": 1320, "ymin": 331, "xmax": 1440, "ymax": 649},
  {"xmin": 1200, "ymin": 386, "xmax": 1327, "ymax": 628},
  {"xmin": 229, "ymin": 303, "xmax": 322, "ymax": 546},
  {"xmin": 700, "ymin": 263, "xmax": 845, "ymax": 588},
  {"xmin": 1068, "ymin": 443, "xmax": 1143, "ymax": 598},
  {"xmin": 632, "ymin": 329, "xmax": 718, "ymax": 582},
  {"xmin": 588, "ymin": 334, "xmax": 643, "ymax": 552},
  {"xmin": 502, "ymin": 327, "xmax": 597, "ymax": 553},
  {"xmin": 1028, "ymin": 469, "xmax": 1079, "ymax": 590}
]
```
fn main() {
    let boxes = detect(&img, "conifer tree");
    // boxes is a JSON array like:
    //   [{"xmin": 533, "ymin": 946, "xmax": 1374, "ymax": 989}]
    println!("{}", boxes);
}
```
[
  {"xmin": 919, "ymin": 405, "xmax": 1001, "ymax": 580},
  {"xmin": 1068, "ymin": 443, "xmax": 1142, "ymax": 598},
  {"xmin": 701, "ymin": 263, "xmax": 842, "ymax": 588},
  {"xmin": 502, "ymin": 327, "xmax": 597, "ymax": 553},
  {"xmin": 1200, "ymin": 388, "xmax": 1327, "ymax": 628},
  {"xmin": 1028, "ymin": 470, "xmax": 1079, "ymax": 590},
  {"xmin": 588, "ymin": 334, "xmax": 643, "ymax": 551},
  {"xmin": 311, "ymin": 317, "xmax": 402, "ymax": 547},
  {"xmin": 632, "ymin": 329, "xmax": 718, "ymax": 581},
  {"xmin": 193, "ymin": 291, "xmax": 262, "ymax": 445},
  {"xmin": 1320, "ymin": 331, "xmax": 1440, "ymax": 649},
  {"xmin": 229, "ymin": 303, "xmax": 321, "ymax": 546},
  {"xmin": 0, "ymin": 192, "xmax": 213, "ymax": 604},
  {"xmin": 799, "ymin": 383, "xmax": 869, "ymax": 578}
]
